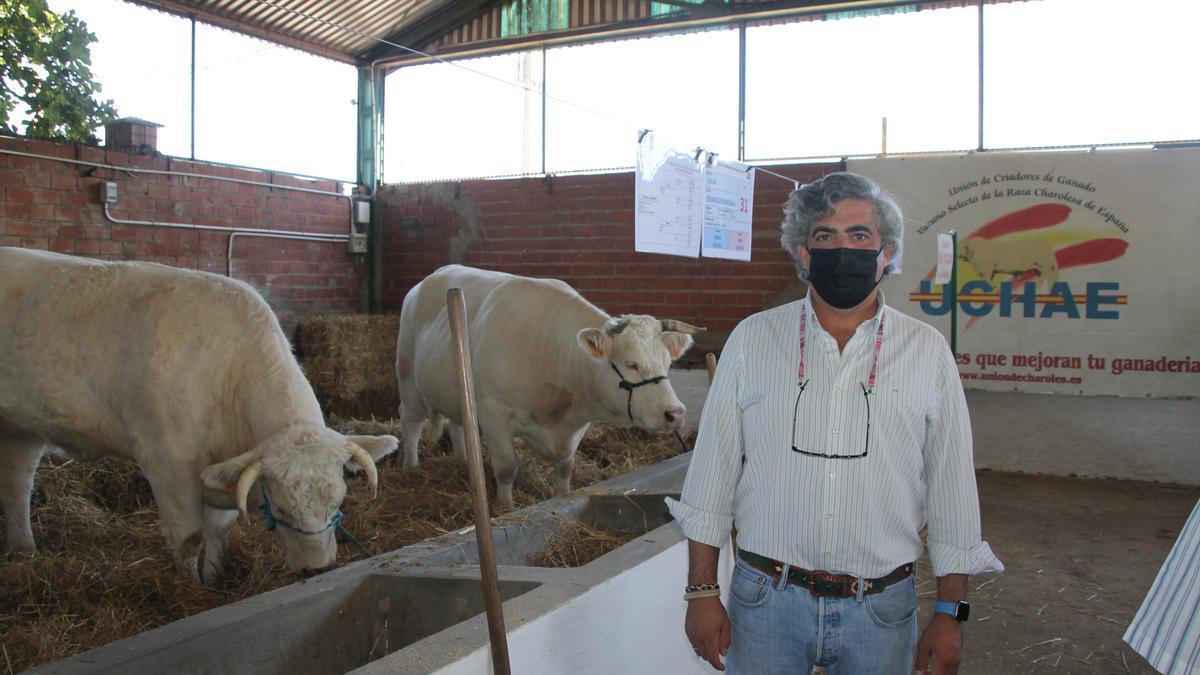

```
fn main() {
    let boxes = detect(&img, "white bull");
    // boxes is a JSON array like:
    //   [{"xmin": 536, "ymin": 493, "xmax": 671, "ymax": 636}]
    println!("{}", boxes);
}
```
[
  {"xmin": 396, "ymin": 265, "xmax": 698, "ymax": 510},
  {"xmin": 0, "ymin": 247, "xmax": 398, "ymax": 582},
  {"xmin": 959, "ymin": 237, "xmax": 1059, "ymax": 287}
]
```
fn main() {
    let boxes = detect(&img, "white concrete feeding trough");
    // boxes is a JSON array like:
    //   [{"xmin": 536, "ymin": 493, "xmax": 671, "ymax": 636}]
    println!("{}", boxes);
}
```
[{"xmin": 30, "ymin": 453, "xmax": 734, "ymax": 675}]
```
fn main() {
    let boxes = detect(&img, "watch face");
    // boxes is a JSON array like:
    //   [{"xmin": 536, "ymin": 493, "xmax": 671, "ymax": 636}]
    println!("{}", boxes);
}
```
[{"xmin": 956, "ymin": 601, "xmax": 971, "ymax": 622}]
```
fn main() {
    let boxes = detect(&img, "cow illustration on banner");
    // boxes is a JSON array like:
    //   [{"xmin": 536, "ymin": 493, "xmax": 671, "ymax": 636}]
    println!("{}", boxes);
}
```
[
  {"xmin": 850, "ymin": 150, "xmax": 1200, "ymax": 398},
  {"xmin": 913, "ymin": 203, "xmax": 1128, "ymax": 325}
]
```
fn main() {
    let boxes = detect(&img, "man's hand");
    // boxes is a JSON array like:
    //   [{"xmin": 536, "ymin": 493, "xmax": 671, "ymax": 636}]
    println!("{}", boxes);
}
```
[
  {"xmin": 685, "ymin": 596, "xmax": 731, "ymax": 671},
  {"xmin": 914, "ymin": 614, "xmax": 962, "ymax": 674}
]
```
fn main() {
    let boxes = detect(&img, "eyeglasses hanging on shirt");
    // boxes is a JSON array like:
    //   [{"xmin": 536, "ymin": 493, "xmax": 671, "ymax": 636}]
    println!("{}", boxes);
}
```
[{"xmin": 790, "ymin": 306, "xmax": 885, "ymax": 460}]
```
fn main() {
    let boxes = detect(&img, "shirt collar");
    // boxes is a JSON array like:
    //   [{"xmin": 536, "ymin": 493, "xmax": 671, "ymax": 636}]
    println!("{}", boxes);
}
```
[{"xmin": 802, "ymin": 288, "xmax": 888, "ymax": 336}]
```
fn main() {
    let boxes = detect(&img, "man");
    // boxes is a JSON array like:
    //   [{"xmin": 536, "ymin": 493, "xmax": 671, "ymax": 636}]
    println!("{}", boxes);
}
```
[
  {"xmin": 666, "ymin": 172, "xmax": 1003, "ymax": 674},
  {"xmin": 1125, "ymin": 498, "xmax": 1200, "ymax": 674}
]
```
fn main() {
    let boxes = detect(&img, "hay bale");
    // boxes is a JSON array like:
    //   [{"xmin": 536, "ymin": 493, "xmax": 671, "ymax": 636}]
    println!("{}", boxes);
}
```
[{"xmin": 296, "ymin": 314, "xmax": 399, "ymax": 419}]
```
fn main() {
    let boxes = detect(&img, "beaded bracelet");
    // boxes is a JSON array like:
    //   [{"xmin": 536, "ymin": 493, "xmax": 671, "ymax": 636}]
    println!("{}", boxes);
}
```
[{"xmin": 684, "ymin": 583, "xmax": 721, "ymax": 600}]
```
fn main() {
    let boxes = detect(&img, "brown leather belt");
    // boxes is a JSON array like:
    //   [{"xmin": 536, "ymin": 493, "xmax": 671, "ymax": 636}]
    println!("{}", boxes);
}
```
[{"xmin": 739, "ymin": 550, "xmax": 914, "ymax": 598}]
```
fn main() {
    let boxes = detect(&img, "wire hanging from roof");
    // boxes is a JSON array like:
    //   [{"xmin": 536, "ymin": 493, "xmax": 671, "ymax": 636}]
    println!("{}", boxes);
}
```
[
  {"xmin": 244, "ymin": 0, "xmax": 808, "ymax": 188},
  {"xmin": 247, "ymin": 0, "xmax": 641, "ymax": 132}
]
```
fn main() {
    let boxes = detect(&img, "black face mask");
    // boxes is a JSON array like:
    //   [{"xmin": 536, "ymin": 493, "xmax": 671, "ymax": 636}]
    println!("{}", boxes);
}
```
[{"xmin": 806, "ymin": 247, "xmax": 884, "ymax": 309}]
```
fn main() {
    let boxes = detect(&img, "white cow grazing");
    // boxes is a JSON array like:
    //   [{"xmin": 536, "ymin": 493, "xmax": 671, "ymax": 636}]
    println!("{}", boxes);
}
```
[
  {"xmin": 959, "ymin": 237, "xmax": 1059, "ymax": 287},
  {"xmin": 0, "ymin": 247, "xmax": 398, "ymax": 583},
  {"xmin": 396, "ymin": 265, "xmax": 698, "ymax": 510}
]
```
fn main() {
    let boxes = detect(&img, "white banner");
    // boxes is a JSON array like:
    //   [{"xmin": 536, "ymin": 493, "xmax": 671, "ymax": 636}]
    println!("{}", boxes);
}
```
[{"xmin": 850, "ymin": 149, "xmax": 1200, "ymax": 398}]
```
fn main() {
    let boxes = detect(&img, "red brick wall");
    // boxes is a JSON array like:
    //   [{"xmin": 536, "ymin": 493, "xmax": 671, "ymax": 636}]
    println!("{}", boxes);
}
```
[
  {"xmin": 378, "ymin": 162, "xmax": 840, "ymax": 363},
  {"xmin": 0, "ymin": 136, "xmax": 365, "ymax": 334}
]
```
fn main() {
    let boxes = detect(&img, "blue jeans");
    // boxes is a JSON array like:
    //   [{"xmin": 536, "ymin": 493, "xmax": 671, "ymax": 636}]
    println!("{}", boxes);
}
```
[{"xmin": 726, "ymin": 557, "xmax": 918, "ymax": 675}]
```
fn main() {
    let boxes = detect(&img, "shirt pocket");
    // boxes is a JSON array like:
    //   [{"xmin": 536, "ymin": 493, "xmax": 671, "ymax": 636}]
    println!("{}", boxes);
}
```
[
  {"xmin": 740, "ymin": 395, "xmax": 782, "ymax": 452},
  {"xmin": 738, "ymin": 395, "xmax": 793, "ymax": 466},
  {"xmin": 870, "ymin": 384, "xmax": 927, "ymax": 451}
]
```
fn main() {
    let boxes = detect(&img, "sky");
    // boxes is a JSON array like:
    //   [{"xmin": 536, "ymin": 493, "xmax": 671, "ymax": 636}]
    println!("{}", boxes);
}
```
[{"xmin": 35, "ymin": 0, "xmax": 1200, "ymax": 185}]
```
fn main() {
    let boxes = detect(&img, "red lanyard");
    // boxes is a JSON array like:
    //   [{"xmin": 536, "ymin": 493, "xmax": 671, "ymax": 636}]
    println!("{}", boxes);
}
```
[{"xmin": 797, "ymin": 302, "xmax": 886, "ymax": 393}]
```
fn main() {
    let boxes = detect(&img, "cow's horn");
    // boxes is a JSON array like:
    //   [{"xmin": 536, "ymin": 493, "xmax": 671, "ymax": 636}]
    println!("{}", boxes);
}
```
[
  {"xmin": 347, "ymin": 443, "xmax": 379, "ymax": 498},
  {"xmin": 235, "ymin": 459, "xmax": 263, "ymax": 519},
  {"xmin": 603, "ymin": 317, "xmax": 630, "ymax": 335},
  {"xmin": 660, "ymin": 319, "xmax": 706, "ymax": 334}
]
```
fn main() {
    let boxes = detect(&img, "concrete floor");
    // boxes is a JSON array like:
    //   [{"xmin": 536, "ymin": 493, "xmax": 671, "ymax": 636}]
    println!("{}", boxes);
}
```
[
  {"xmin": 935, "ymin": 471, "xmax": 1197, "ymax": 673},
  {"xmin": 668, "ymin": 367, "xmax": 1200, "ymax": 673}
]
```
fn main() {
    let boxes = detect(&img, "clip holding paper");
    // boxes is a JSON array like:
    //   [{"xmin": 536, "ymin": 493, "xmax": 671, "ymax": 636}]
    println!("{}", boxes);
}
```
[{"xmin": 638, "ymin": 129, "xmax": 651, "ymax": 144}]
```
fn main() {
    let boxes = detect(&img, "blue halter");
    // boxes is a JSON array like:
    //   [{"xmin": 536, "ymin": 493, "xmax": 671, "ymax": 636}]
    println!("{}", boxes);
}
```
[{"xmin": 258, "ymin": 481, "xmax": 343, "ymax": 535}]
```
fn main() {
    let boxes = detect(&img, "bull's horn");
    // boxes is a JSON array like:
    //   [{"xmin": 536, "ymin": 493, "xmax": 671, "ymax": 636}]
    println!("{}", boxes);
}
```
[
  {"xmin": 235, "ymin": 459, "xmax": 263, "ymax": 520},
  {"xmin": 347, "ymin": 443, "xmax": 379, "ymax": 498},
  {"xmin": 660, "ymin": 319, "xmax": 706, "ymax": 334},
  {"xmin": 603, "ymin": 317, "xmax": 630, "ymax": 335}
]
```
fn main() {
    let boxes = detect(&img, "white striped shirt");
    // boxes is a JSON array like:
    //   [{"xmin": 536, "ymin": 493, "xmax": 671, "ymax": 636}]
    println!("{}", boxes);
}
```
[
  {"xmin": 667, "ymin": 294, "xmax": 1003, "ymax": 578},
  {"xmin": 1125, "ymin": 499, "xmax": 1200, "ymax": 674}
]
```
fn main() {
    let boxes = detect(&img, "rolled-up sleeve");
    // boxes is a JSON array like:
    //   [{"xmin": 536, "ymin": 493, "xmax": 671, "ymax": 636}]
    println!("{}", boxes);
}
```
[
  {"xmin": 665, "ymin": 324, "xmax": 746, "ymax": 548},
  {"xmin": 924, "ymin": 337, "xmax": 1005, "ymax": 577}
]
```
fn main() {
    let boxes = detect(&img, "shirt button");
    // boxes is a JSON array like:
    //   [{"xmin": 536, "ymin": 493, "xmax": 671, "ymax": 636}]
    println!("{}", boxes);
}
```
[
  {"xmin": 831, "ymin": 430, "xmax": 838, "ymax": 436},
  {"xmin": 836, "ymin": 387, "xmax": 842, "ymax": 394},
  {"xmin": 825, "ymin": 513, "xmax": 833, "ymax": 519},
  {"xmin": 829, "ymin": 472, "xmax": 836, "ymax": 478},
  {"xmin": 823, "ymin": 551, "xmax": 831, "ymax": 557}
]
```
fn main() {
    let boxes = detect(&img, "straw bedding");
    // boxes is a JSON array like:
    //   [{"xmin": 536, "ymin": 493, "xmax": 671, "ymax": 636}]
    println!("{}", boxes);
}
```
[
  {"xmin": 0, "ymin": 421, "xmax": 693, "ymax": 673},
  {"xmin": 531, "ymin": 518, "xmax": 646, "ymax": 569}
]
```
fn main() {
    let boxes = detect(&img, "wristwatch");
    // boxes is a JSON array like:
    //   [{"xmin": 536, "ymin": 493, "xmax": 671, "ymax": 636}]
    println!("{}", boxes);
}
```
[{"xmin": 933, "ymin": 600, "xmax": 970, "ymax": 622}]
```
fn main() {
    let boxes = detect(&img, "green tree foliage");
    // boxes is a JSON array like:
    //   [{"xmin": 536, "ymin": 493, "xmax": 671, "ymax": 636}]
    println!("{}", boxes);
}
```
[{"xmin": 0, "ymin": 0, "xmax": 117, "ymax": 143}]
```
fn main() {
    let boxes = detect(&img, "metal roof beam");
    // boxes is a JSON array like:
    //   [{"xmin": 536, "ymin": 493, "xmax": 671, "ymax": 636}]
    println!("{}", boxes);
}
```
[{"xmin": 364, "ymin": 0, "xmax": 501, "ymax": 63}]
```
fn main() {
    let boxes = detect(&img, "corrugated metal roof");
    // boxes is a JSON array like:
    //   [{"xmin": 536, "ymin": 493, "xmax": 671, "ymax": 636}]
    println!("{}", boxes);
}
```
[
  {"xmin": 121, "ymin": 0, "xmax": 1019, "ymax": 66},
  {"xmin": 125, "ymin": 0, "xmax": 492, "ymax": 64}
]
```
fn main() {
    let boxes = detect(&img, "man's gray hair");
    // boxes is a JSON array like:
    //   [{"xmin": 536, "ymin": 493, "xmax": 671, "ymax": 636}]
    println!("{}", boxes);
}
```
[{"xmin": 780, "ymin": 171, "xmax": 905, "ymax": 278}]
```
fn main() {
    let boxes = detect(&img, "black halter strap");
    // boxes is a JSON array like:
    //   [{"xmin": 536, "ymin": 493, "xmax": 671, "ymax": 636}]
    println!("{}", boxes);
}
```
[
  {"xmin": 609, "ymin": 361, "xmax": 669, "ymax": 420},
  {"xmin": 607, "ymin": 362, "xmax": 691, "ymax": 455}
]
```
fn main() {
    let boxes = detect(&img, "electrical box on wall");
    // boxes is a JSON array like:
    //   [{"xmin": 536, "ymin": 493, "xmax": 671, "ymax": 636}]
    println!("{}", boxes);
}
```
[
  {"xmin": 354, "ymin": 200, "xmax": 371, "ymax": 225},
  {"xmin": 101, "ymin": 181, "xmax": 118, "ymax": 204},
  {"xmin": 348, "ymin": 198, "xmax": 370, "ymax": 254}
]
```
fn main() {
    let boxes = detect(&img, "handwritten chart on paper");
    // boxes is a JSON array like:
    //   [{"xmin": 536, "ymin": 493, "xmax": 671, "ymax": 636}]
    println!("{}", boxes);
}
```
[
  {"xmin": 635, "ymin": 131, "xmax": 703, "ymax": 258},
  {"xmin": 702, "ymin": 161, "xmax": 756, "ymax": 261}
]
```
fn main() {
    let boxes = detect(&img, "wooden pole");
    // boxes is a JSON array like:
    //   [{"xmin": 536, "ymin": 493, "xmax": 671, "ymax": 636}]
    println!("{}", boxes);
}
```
[
  {"xmin": 705, "ymin": 352, "xmax": 718, "ymax": 385},
  {"xmin": 446, "ymin": 288, "xmax": 511, "ymax": 675}
]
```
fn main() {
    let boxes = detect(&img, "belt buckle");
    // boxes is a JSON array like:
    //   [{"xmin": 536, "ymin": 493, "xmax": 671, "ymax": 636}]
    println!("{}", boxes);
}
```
[{"xmin": 810, "ymin": 571, "xmax": 847, "ymax": 597}]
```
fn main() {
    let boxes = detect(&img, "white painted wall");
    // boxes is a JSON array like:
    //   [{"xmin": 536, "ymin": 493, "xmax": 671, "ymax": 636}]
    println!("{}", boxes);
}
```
[{"xmin": 434, "ymin": 539, "xmax": 733, "ymax": 674}]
